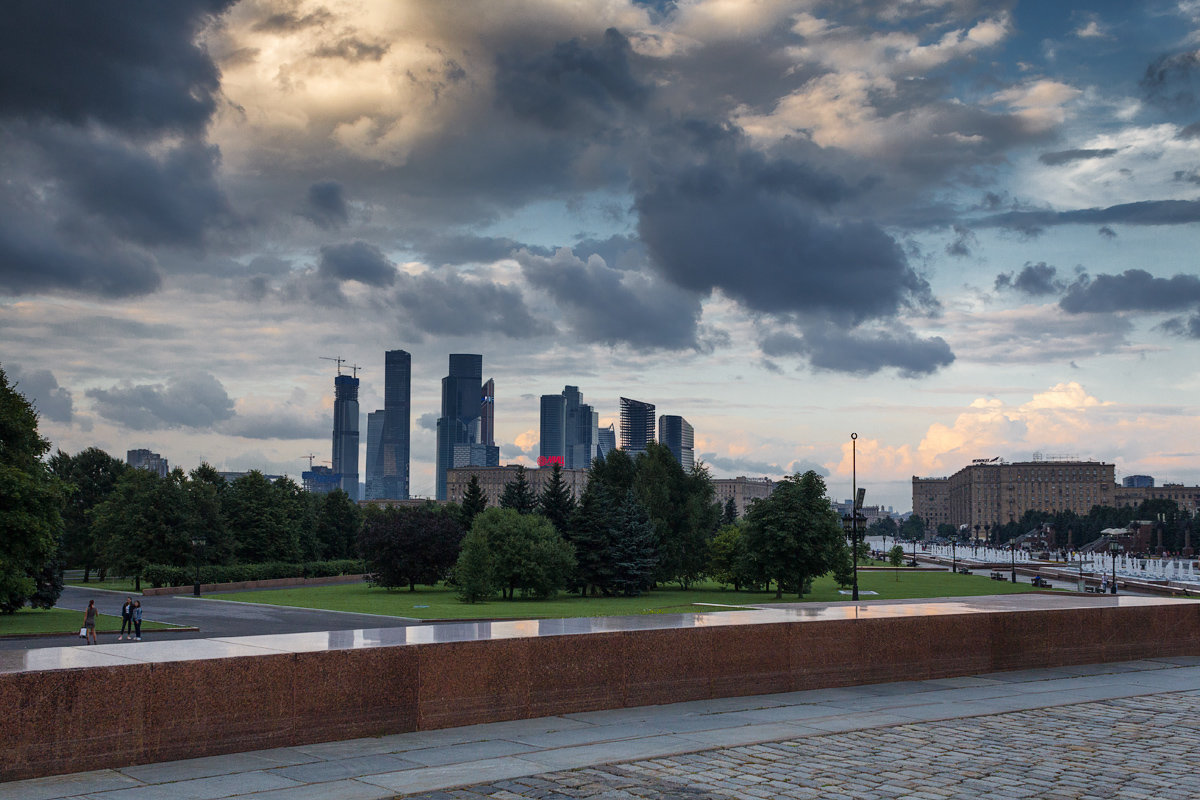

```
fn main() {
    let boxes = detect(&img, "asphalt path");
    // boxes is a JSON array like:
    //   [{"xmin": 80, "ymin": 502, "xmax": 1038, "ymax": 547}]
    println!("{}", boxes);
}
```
[{"xmin": 0, "ymin": 584, "xmax": 426, "ymax": 651}]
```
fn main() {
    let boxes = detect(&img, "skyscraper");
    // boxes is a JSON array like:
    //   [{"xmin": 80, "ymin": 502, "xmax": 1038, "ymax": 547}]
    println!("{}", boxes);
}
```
[
  {"xmin": 658, "ymin": 415, "xmax": 695, "ymax": 472},
  {"xmin": 481, "ymin": 378, "xmax": 495, "ymax": 447},
  {"xmin": 368, "ymin": 349, "xmax": 411, "ymax": 500},
  {"xmin": 436, "ymin": 354, "xmax": 482, "ymax": 500},
  {"xmin": 332, "ymin": 373, "xmax": 360, "ymax": 500},
  {"xmin": 619, "ymin": 397, "xmax": 655, "ymax": 455},
  {"xmin": 598, "ymin": 423, "xmax": 616, "ymax": 459},
  {"xmin": 365, "ymin": 410, "xmax": 385, "ymax": 500},
  {"xmin": 126, "ymin": 448, "xmax": 168, "ymax": 477},
  {"xmin": 540, "ymin": 393, "xmax": 566, "ymax": 465}
]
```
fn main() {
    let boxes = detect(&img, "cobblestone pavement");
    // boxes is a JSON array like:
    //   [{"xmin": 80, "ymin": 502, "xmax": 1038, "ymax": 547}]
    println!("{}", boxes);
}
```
[{"xmin": 405, "ymin": 691, "xmax": 1200, "ymax": 800}]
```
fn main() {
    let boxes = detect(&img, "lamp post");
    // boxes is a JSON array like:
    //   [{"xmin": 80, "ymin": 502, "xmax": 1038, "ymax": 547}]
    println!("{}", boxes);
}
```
[
  {"xmin": 1110, "ymin": 540, "xmax": 1120, "ymax": 594},
  {"xmin": 951, "ymin": 537, "xmax": 957, "ymax": 574},
  {"xmin": 191, "ymin": 536, "xmax": 207, "ymax": 597},
  {"xmin": 851, "ymin": 434, "xmax": 860, "ymax": 601},
  {"xmin": 1010, "ymin": 538, "xmax": 1017, "ymax": 583}
]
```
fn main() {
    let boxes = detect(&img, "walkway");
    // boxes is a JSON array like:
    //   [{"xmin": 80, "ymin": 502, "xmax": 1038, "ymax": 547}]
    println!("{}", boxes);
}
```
[{"xmin": 7, "ymin": 657, "xmax": 1200, "ymax": 799}]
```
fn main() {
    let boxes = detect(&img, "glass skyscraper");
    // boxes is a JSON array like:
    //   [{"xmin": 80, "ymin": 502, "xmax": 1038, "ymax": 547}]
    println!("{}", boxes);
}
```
[
  {"xmin": 540, "ymin": 385, "xmax": 598, "ymax": 468},
  {"xmin": 658, "ymin": 415, "xmax": 695, "ymax": 472},
  {"xmin": 619, "ymin": 397, "xmax": 655, "ymax": 456},
  {"xmin": 539, "ymin": 393, "xmax": 566, "ymax": 465},
  {"xmin": 436, "ymin": 354, "xmax": 483, "ymax": 500},
  {"xmin": 332, "ymin": 373, "xmax": 360, "ymax": 500}
]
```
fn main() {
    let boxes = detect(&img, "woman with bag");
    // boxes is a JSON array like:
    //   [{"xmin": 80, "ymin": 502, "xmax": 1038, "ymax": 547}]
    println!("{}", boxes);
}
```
[
  {"xmin": 82, "ymin": 600, "xmax": 97, "ymax": 645},
  {"xmin": 132, "ymin": 600, "xmax": 143, "ymax": 641}
]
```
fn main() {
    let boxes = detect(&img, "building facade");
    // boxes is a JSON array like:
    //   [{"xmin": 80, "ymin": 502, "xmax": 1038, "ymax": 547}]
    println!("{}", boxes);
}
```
[
  {"xmin": 658, "ymin": 415, "xmax": 695, "ymax": 471},
  {"xmin": 435, "ymin": 354, "xmax": 482, "ymax": 500},
  {"xmin": 619, "ymin": 397, "xmax": 655, "ymax": 455},
  {"xmin": 445, "ymin": 465, "xmax": 588, "ymax": 508},
  {"xmin": 1115, "ymin": 483, "xmax": 1200, "ymax": 516},
  {"xmin": 481, "ymin": 378, "xmax": 495, "ymax": 448},
  {"xmin": 598, "ymin": 424, "xmax": 616, "ymax": 459},
  {"xmin": 331, "ymin": 374, "xmax": 360, "ymax": 500},
  {"xmin": 372, "ymin": 348, "xmax": 411, "ymax": 500},
  {"xmin": 539, "ymin": 393, "xmax": 566, "ymax": 465},
  {"xmin": 1123, "ymin": 475, "xmax": 1154, "ymax": 488},
  {"xmin": 911, "ymin": 477, "xmax": 950, "ymax": 532},
  {"xmin": 302, "ymin": 465, "xmax": 340, "ymax": 495},
  {"xmin": 712, "ymin": 476, "xmax": 774, "ymax": 518},
  {"xmin": 126, "ymin": 448, "xmax": 168, "ymax": 477},
  {"xmin": 365, "ymin": 410, "xmax": 384, "ymax": 500}
]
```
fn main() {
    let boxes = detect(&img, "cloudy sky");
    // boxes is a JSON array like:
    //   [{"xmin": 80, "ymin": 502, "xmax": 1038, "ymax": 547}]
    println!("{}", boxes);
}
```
[{"xmin": 3, "ymin": 0, "xmax": 1200, "ymax": 510}]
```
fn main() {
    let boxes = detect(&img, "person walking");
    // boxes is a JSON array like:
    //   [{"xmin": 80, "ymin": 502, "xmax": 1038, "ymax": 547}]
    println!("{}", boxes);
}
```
[
  {"xmin": 118, "ymin": 596, "xmax": 133, "ymax": 640},
  {"xmin": 83, "ymin": 600, "xmax": 97, "ymax": 645},
  {"xmin": 132, "ymin": 600, "xmax": 143, "ymax": 641}
]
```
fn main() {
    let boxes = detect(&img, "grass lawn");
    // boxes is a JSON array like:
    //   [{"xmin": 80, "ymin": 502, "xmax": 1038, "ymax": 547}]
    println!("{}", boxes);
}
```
[
  {"xmin": 65, "ymin": 578, "xmax": 142, "ymax": 593},
  {"xmin": 214, "ymin": 569, "xmax": 1042, "ymax": 620},
  {"xmin": 0, "ymin": 607, "xmax": 182, "ymax": 637}
]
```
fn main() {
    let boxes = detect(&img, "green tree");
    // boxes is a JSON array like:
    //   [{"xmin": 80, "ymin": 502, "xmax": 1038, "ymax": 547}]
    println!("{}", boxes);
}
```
[
  {"xmin": 590, "ymin": 448, "xmax": 636, "ymax": 495},
  {"xmin": 633, "ymin": 443, "xmax": 718, "ymax": 588},
  {"xmin": 538, "ymin": 463, "xmax": 576, "ymax": 533},
  {"xmin": 453, "ymin": 524, "xmax": 496, "ymax": 603},
  {"xmin": 831, "ymin": 543, "xmax": 855, "ymax": 588},
  {"xmin": 93, "ymin": 468, "xmax": 193, "ymax": 587},
  {"xmin": 498, "ymin": 465, "xmax": 537, "ymax": 514},
  {"xmin": 47, "ymin": 447, "xmax": 126, "ymax": 580},
  {"xmin": 888, "ymin": 544, "xmax": 905, "ymax": 580},
  {"xmin": 609, "ymin": 489, "xmax": 658, "ymax": 596},
  {"xmin": 867, "ymin": 516, "xmax": 898, "ymax": 538},
  {"xmin": 472, "ymin": 507, "xmax": 576, "ymax": 599},
  {"xmin": 274, "ymin": 476, "xmax": 317, "ymax": 560},
  {"xmin": 315, "ymin": 489, "xmax": 362, "ymax": 559},
  {"xmin": 187, "ymin": 463, "xmax": 230, "ymax": 565},
  {"xmin": 708, "ymin": 523, "xmax": 746, "ymax": 589},
  {"xmin": 900, "ymin": 514, "xmax": 926, "ymax": 540},
  {"xmin": 567, "ymin": 478, "xmax": 618, "ymax": 594},
  {"xmin": 741, "ymin": 470, "xmax": 844, "ymax": 599},
  {"xmin": 721, "ymin": 497, "xmax": 739, "ymax": 526},
  {"xmin": 0, "ymin": 367, "xmax": 64, "ymax": 612},
  {"xmin": 359, "ymin": 505, "xmax": 464, "ymax": 590},
  {"xmin": 225, "ymin": 471, "xmax": 294, "ymax": 563},
  {"xmin": 460, "ymin": 475, "xmax": 488, "ymax": 529},
  {"xmin": 936, "ymin": 523, "xmax": 957, "ymax": 539}
]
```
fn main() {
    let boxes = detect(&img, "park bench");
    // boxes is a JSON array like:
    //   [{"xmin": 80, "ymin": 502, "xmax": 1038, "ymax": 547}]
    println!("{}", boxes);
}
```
[
  {"xmin": 1031, "ymin": 576, "xmax": 1050, "ymax": 588},
  {"xmin": 990, "ymin": 571, "xmax": 1006, "ymax": 581},
  {"xmin": 957, "ymin": 567, "xmax": 971, "ymax": 575},
  {"xmin": 1084, "ymin": 585, "xmax": 1103, "ymax": 593}
]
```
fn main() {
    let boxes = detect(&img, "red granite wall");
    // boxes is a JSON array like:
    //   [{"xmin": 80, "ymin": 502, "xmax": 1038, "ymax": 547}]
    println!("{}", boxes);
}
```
[{"xmin": 4, "ymin": 603, "xmax": 1200, "ymax": 781}]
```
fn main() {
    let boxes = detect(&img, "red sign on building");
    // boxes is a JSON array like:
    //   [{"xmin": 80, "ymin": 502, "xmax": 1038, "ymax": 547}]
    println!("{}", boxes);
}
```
[{"xmin": 537, "ymin": 456, "xmax": 564, "ymax": 467}]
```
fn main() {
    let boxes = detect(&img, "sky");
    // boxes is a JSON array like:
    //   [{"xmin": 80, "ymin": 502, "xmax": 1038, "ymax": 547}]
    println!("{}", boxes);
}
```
[{"xmin": 3, "ymin": 0, "xmax": 1200, "ymax": 511}]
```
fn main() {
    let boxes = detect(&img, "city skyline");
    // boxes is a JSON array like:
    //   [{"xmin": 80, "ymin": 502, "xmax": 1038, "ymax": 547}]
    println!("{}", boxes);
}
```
[{"xmin": 4, "ymin": 2, "xmax": 1200, "ymax": 511}]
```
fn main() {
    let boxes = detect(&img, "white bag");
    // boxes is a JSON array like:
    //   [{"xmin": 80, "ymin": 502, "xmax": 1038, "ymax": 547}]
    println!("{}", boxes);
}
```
[{"xmin": 79, "ymin": 627, "xmax": 87, "ymax": 638}]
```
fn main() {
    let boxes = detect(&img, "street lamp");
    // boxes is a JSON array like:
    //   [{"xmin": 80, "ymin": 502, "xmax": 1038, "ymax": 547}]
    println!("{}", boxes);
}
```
[
  {"xmin": 1110, "ymin": 540, "xmax": 1120, "ymax": 594},
  {"xmin": 191, "ymin": 536, "xmax": 207, "ymax": 597},
  {"xmin": 951, "ymin": 537, "xmax": 957, "ymax": 574},
  {"xmin": 842, "ymin": 434, "xmax": 866, "ymax": 601}
]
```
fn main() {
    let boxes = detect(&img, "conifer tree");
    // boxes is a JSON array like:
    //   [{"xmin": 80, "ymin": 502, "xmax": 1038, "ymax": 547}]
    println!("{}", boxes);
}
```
[
  {"xmin": 498, "ymin": 464, "xmax": 537, "ymax": 514},
  {"xmin": 461, "ymin": 474, "xmax": 488, "ymax": 528},
  {"xmin": 538, "ymin": 463, "xmax": 576, "ymax": 533}
]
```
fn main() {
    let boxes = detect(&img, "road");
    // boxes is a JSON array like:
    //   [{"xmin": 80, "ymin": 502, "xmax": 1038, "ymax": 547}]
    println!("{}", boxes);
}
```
[{"xmin": 0, "ymin": 584, "xmax": 425, "ymax": 651}]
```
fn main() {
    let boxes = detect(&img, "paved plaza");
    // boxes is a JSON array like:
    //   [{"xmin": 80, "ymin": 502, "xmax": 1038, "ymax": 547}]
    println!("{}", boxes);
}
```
[{"xmin": 6, "ymin": 656, "xmax": 1200, "ymax": 800}]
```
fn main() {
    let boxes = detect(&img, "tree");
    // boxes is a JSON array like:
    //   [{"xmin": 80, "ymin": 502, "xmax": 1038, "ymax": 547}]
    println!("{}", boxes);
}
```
[
  {"xmin": 274, "ymin": 477, "xmax": 317, "ymax": 561},
  {"xmin": 460, "ymin": 475, "xmax": 488, "ymax": 529},
  {"xmin": 900, "ymin": 514, "xmax": 926, "ymax": 540},
  {"xmin": 48, "ymin": 447, "xmax": 126, "ymax": 581},
  {"xmin": 888, "ymin": 544, "xmax": 905, "ymax": 580},
  {"xmin": 867, "ymin": 516, "xmax": 898, "ymax": 538},
  {"xmin": 567, "ymin": 478, "xmax": 618, "ymax": 594},
  {"xmin": 721, "ymin": 497, "xmax": 739, "ymax": 527},
  {"xmin": 225, "ymin": 471, "xmax": 295, "ymax": 563},
  {"xmin": 359, "ymin": 505, "xmax": 464, "ymax": 591},
  {"xmin": 741, "ymin": 471, "xmax": 844, "ymax": 599},
  {"xmin": 187, "ymin": 463, "xmax": 229, "ymax": 565},
  {"xmin": 831, "ymin": 543, "xmax": 855, "ymax": 588},
  {"xmin": 936, "ymin": 523, "xmax": 958, "ymax": 539},
  {"xmin": 633, "ymin": 443, "xmax": 718, "ymax": 588},
  {"xmin": 708, "ymin": 523, "xmax": 746, "ymax": 589},
  {"xmin": 93, "ymin": 468, "xmax": 193, "ymax": 587},
  {"xmin": 315, "ymin": 489, "xmax": 362, "ymax": 560},
  {"xmin": 498, "ymin": 465, "xmax": 537, "ymax": 514},
  {"xmin": 609, "ymin": 490, "xmax": 658, "ymax": 596},
  {"xmin": 453, "ymin": 524, "xmax": 496, "ymax": 603},
  {"xmin": 538, "ymin": 463, "xmax": 576, "ymax": 533},
  {"xmin": 0, "ymin": 367, "xmax": 65, "ymax": 613},
  {"xmin": 470, "ymin": 507, "xmax": 576, "ymax": 599}
]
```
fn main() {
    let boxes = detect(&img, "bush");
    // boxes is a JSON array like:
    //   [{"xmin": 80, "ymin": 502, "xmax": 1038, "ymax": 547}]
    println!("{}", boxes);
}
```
[{"xmin": 141, "ymin": 559, "xmax": 365, "ymax": 588}]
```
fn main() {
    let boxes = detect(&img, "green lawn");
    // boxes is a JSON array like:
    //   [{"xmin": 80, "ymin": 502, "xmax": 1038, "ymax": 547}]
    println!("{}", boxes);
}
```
[
  {"xmin": 66, "ymin": 578, "xmax": 142, "ymax": 593},
  {"xmin": 214, "ymin": 569, "xmax": 1042, "ymax": 620},
  {"xmin": 0, "ymin": 607, "xmax": 182, "ymax": 637}
]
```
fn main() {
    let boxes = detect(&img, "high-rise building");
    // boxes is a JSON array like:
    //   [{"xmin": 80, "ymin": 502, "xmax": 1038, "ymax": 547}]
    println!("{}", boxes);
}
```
[
  {"xmin": 435, "ymin": 354, "xmax": 483, "ymax": 500},
  {"xmin": 331, "ymin": 373, "xmax": 360, "ymax": 500},
  {"xmin": 1123, "ymin": 475, "xmax": 1154, "ymax": 488},
  {"xmin": 481, "ymin": 378, "xmax": 495, "ymax": 447},
  {"xmin": 365, "ymin": 410, "xmax": 385, "ymax": 500},
  {"xmin": 539, "ymin": 393, "xmax": 566, "ymax": 466},
  {"xmin": 658, "ymin": 415, "xmax": 695, "ymax": 471},
  {"xmin": 453, "ymin": 442, "xmax": 500, "ymax": 468},
  {"xmin": 619, "ymin": 397, "xmax": 655, "ymax": 455},
  {"xmin": 363, "ymin": 349, "xmax": 412, "ymax": 500},
  {"xmin": 302, "ymin": 465, "xmax": 340, "ymax": 495},
  {"xmin": 126, "ymin": 448, "xmax": 168, "ymax": 477},
  {"xmin": 598, "ymin": 423, "xmax": 616, "ymax": 459}
]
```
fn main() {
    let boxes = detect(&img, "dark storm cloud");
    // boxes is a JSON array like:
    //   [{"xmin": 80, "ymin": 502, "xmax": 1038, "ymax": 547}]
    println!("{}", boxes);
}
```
[
  {"xmin": 1059, "ymin": 269, "xmax": 1200, "ymax": 313},
  {"xmin": 635, "ymin": 124, "xmax": 931, "ymax": 323},
  {"xmin": 87, "ymin": 372, "xmax": 235, "ymax": 430},
  {"xmin": 5, "ymin": 364, "xmax": 73, "ymax": 423},
  {"xmin": 517, "ymin": 248, "xmax": 702, "ymax": 350},
  {"xmin": 572, "ymin": 234, "xmax": 646, "ymax": 271},
  {"xmin": 413, "ymin": 234, "xmax": 550, "ymax": 266},
  {"xmin": 1159, "ymin": 314, "xmax": 1200, "ymax": 339},
  {"xmin": 392, "ymin": 270, "xmax": 553, "ymax": 339},
  {"xmin": 1142, "ymin": 50, "xmax": 1200, "ymax": 110},
  {"xmin": 1098, "ymin": 226, "xmax": 1117, "ymax": 239},
  {"xmin": 318, "ymin": 241, "xmax": 396, "ymax": 286},
  {"xmin": 1173, "ymin": 169, "xmax": 1200, "ymax": 185},
  {"xmin": 300, "ymin": 181, "xmax": 349, "ymax": 229},
  {"xmin": 994, "ymin": 263, "xmax": 1064, "ymax": 296},
  {"xmin": 980, "ymin": 199, "xmax": 1200, "ymax": 232},
  {"xmin": 494, "ymin": 28, "xmax": 648, "ymax": 131},
  {"xmin": 45, "ymin": 316, "xmax": 182, "ymax": 340},
  {"xmin": 761, "ymin": 323, "xmax": 954, "ymax": 378},
  {"xmin": 946, "ymin": 225, "xmax": 976, "ymax": 258},
  {"xmin": 1179, "ymin": 122, "xmax": 1200, "ymax": 139},
  {"xmin": 1038, "ymin": 149, "xmax": 1118, "ymax": 166},
  {"xmin": 0, "ymin": 1, "xmax": 233, "ymax": 134}
]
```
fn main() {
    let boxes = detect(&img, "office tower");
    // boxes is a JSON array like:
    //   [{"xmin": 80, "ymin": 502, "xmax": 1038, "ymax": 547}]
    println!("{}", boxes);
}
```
[
  {"xmin": 619, "ymin": 397, "xmax": 655, "ymax": 455},
  {"xmin": 126, "ymin": 448, "xmax": 168, "ymax": 477},
  {"xmin": 366, "ymin": 349, "xmax": 411, "ymax": 500},
  {"xmin": 302, "ymin": 465, "xmax": 339, "ymax": 495},
  {"xmin": 481, "ymin": 378, "xmax": 495, "ymax": 447},
  {"xmin": 453, "ymin": 442, "xmax": 500, "ymax": 468},
  {"xmin": 365, "ymin": 410, "xmax": 385, "ymax": 500},
  {"xmin": 658, "ymin": 415, "xmax": 695, "ymax": 472},
  {"xmin": 540, "ymin": 394, "xmax": 566, "ymax": 465},
  {"xmin": 562, "ymin": 385, "xmax": 597, "ymax": 470},
  {"xmin": 331, "ymin": 373, "xmax": 360, "ymax": 500},
  {"xmin": 598, "ymin": 423, "xmax": 616, "ymax": 459},
  {"xmin": 435, "ymin": 354, "xmax": 482, "ymax": 500},
  {"xmin": 1123, "ymin": 475, "xmax": 1154, "ymax": 488}
]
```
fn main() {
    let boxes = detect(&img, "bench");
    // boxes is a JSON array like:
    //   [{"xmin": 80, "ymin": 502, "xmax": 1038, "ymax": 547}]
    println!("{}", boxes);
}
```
[
  {"xmin": 991, "ymin": 571, "xmax": 1007, "ymax": 581},
  {"xmin": 1084, "ymin": 585, "xmax": 1103, "ymax": 593},
  {"xmin": 957, "ymin": 567, "xmax": 971, "ymax": 575},
  {"xmin": 1031, "ymin": 577, "xmax": 1049, "ymax": 588}
]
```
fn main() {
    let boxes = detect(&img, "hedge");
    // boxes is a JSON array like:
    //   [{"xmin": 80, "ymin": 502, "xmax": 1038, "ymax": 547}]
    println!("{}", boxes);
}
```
[{"xmin": 141, "ymin": 559, "xmax": 364, "ymax": 588}]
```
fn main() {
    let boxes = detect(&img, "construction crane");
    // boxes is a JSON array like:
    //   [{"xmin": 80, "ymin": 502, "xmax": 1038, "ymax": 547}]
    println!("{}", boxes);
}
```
[
  {"xmin": 300, "ymin": 454, "xmax": 319, "ymax": 469},
  {"xmin": 349, "ymin": 363, "xmax": 363, "ymax": 378},
  {"xmin": 319, "ymin": 355, "xmax": 346, "ymax": 375}
]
